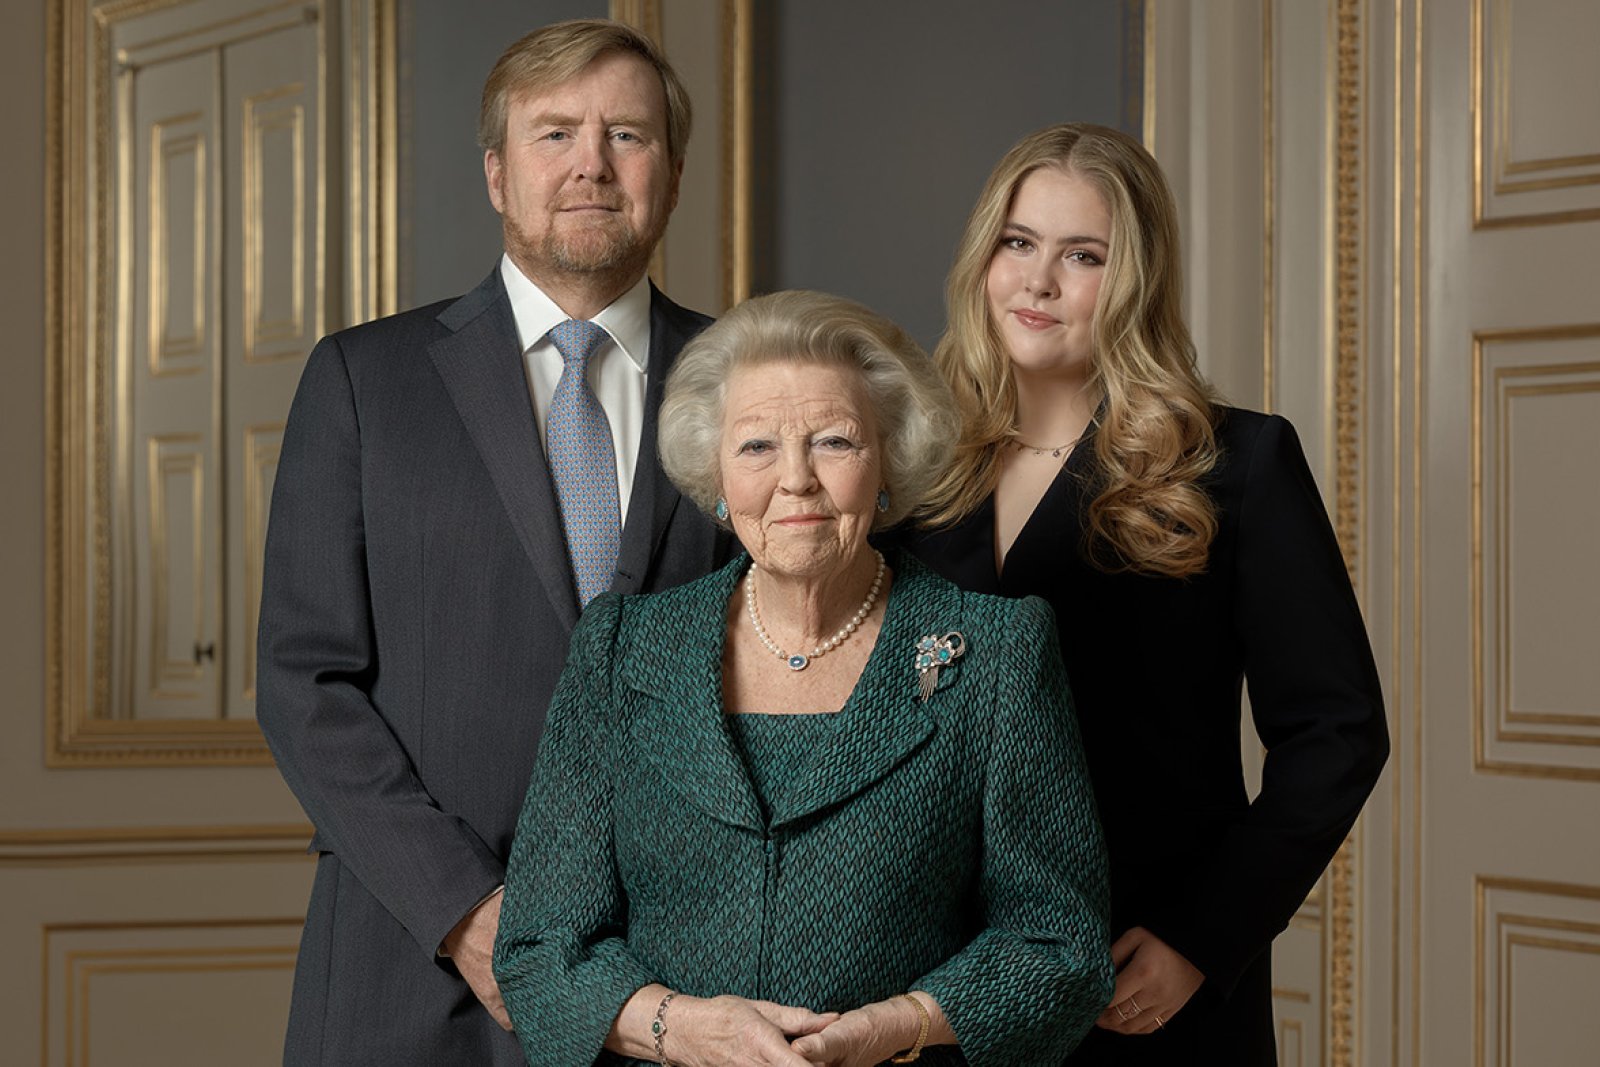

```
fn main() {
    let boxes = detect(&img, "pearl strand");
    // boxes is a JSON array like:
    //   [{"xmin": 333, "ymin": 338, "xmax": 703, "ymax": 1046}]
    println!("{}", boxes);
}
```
[{"xmin": 745, "ymin": 551, "xmax": 885, "ymax": 671}]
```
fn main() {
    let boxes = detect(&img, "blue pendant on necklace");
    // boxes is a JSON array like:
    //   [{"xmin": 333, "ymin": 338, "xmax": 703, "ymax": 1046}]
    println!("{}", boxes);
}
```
[{"xmin": 787, "ymin": 654, "xmax": 809, "ymax": 671}]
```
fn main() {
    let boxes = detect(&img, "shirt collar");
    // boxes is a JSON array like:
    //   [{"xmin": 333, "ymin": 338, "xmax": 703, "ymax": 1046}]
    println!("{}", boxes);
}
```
[{"xmin": 500, "ymin": 254, "xmax": 651, "ymax": 372}]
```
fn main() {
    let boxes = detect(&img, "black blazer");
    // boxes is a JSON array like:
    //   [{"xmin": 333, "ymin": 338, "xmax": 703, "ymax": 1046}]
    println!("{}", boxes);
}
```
[
  {"xmin": 902, "ymin": 408, "xmax": 1387, "ymax": 1065},
  {"xmin": 257, "ymin": 269, "xmax": 728, "ymax": 1066}
]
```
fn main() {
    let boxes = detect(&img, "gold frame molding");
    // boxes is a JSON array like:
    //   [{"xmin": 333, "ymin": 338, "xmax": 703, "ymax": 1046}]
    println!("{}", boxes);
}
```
[
  {"xmin": 1473, "ymin": 875, "xmax": 1600, "ymax": 1067},
  {"xmin": 42, "ymin": 917, "xmax": 304, "ymax": 1065},
  {"xmin": 1470, "ymin": 324, "xmax": 1600, "ymax": 782},
  {"xmin": 45, "ymin": 0, "xmax": 398, "ymax": 766},
  {"xmin": 1470, "ymin": 0, "xmax": 1600, "ymax": 229},
  {"xmin": 0, "ymin": 822, "xmax": 314, "ymax": 865},
  {"xmin": 720, "ymin": 0, "xmax": 752, "ymax": 309}
]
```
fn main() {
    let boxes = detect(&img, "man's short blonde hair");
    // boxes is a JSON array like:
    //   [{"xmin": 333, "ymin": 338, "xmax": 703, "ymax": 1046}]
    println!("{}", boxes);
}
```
[{"xmin": 477, "ymin": 18, "xmax": 692, "ymax": 166}]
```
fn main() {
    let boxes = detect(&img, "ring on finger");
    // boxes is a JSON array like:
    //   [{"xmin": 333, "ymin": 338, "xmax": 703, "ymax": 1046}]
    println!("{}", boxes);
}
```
[
  {"xmin": 1127, "ymin": 996, "xmax": 1143, "ymax": 1016},
  {"xmin": 1115, "ymin": 1005, "xmax": 1129, "ymax": 1021},
  {"xmin": 1155, "ymin": 1014, "xmax": 1166, "ymax": 1029}
]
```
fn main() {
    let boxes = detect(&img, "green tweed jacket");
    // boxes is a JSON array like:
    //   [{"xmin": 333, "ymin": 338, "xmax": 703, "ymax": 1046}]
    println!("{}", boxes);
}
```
[{"xmin": 493, "ymin": 552, "xmax": 1113, "ymax": 1066}]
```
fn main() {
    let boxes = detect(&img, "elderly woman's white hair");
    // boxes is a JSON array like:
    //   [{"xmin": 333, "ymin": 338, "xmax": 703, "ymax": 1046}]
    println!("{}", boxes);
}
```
[{"xmin": 659, "ymin": 290, "xmax": 958, "ymax": 529}]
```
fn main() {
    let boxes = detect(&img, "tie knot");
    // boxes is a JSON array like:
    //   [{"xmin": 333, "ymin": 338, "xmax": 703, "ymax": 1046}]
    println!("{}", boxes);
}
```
[{"xmin": 548, "ymin": 319, "xmax": 608, "ymax": 367}]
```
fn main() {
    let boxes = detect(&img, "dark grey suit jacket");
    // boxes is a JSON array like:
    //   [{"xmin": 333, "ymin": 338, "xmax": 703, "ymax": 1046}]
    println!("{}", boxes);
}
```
[{"xmin": 257, "ymin": 269, "xmax": 727, "ymax": 1066}]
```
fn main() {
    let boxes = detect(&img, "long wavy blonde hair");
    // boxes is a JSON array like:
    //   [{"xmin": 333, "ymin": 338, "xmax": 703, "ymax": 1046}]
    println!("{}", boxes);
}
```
[{"xmin": 924, "ymin": 123, "xmax": 1220, "ymax": 578}]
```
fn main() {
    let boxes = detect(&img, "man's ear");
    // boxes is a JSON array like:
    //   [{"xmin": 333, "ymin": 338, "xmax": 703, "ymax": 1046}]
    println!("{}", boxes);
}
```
[
  {"xmin": 667, "ymin": 157, "xmax": 684, "ymax": 214},
  {"xmin": 484, "ymin": 149, "xmax": 505, "ymax": 214}
]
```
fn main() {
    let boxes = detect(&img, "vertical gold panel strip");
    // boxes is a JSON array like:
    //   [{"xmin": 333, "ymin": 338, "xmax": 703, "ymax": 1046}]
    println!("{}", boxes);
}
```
[
  {"xmin": 147, "ymin": 438, "xmax": 168, "ymax": 698},
  {"xmin": 1330, "ymin": 0, "xmax": 1364, "ymax": 1062},
  {"xmin": 313, "ymin": 0, "xmax": 326, "ymax": 339},
  {"xmin": 1470, "ymin": 0, "xmax": 1484, "ymax": 223},
  {"xmin": 242, "ymin": 426, "xmax": 282, "ymax": 703},
  {"xmin": 1262, "ymin": 0, "xmax": 1275, "ymax": 413},
  {"xmin": 1390, "ymin": 2, "xmax": 1406, "ymax": 1062},
  {"xmin": 1471, "ymin": 333, "xmax": 1485, "ymax": 771},
  {"xmin": 378, "ymin": 0, "xmax": 397, "ymax": 317},
  {"xmin": 347, "ymin": 0, "xmax": 365, "ymax": 322},
  {"xmin": 1409, "ymin": 1, "xmax": 1424, "ymax": 1061},
  {"xmin": 1474, "ymin": 877, "xmax": 1486, "ymax": 1067},
  {"xmin": 721, "ymin": 0, "xmax": 751, "ymax": 309},
  {"xmin": 1142, "ymin": 0, "xmax": 1156, "ymax": 153},
  {"xmin": 112, "ymin": 63, "xmax": 137, "ymax": 721},
  {"xmin": 1491, "ymin": 0, "xmax": 1508, "ymax": 194},
  {"xmin": 190, "ymin": 447, "xmax": 206, "ymax": 687}
]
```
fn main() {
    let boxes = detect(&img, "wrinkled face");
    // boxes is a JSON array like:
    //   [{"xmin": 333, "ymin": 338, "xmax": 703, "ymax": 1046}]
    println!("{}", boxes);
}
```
[
  {"xmin": 484, "ymin": 51, "xmax": 679, "ymax": 285},
  {"xmin": 719, "ymin": 362, "xmax": 883, "ymax": 581},
  {"xmin": 985, "ymin": 166, "xmax": 1111, "ymax": 381}
]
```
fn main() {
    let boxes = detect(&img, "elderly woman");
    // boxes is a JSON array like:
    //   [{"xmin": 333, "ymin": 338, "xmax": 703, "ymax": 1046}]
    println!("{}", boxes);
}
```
[{"xmin": 492, "ymin": 290, "xmax": 1112, "ymax": 1066}]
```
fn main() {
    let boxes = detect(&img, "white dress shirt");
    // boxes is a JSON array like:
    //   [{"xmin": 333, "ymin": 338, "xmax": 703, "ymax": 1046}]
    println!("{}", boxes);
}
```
[{"xmin": 499, "ymin": 254, "xmax": 651, "ymax": 525}]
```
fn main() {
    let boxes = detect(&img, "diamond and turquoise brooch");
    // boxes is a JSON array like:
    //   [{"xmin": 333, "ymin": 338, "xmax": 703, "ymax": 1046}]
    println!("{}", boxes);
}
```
[{"xmin": 914, "ymin": 632, "xmax": 966, "ymax": 702}]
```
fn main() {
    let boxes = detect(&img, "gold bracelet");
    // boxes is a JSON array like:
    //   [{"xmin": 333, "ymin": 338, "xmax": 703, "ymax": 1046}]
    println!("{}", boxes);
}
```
[
  {"xmin": 651, "ymin": 990, "xmax": 676, "ymax": 1066},
  {"xmin": 889, "ymin": 992, "xmax": 930, "ymax": 1063}
]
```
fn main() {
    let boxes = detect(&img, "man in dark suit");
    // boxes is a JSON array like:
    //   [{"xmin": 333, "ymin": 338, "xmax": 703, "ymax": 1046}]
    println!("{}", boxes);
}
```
[{"xmin": 256, "ymin": 19, "xmax": 725, "ymax": 1065}]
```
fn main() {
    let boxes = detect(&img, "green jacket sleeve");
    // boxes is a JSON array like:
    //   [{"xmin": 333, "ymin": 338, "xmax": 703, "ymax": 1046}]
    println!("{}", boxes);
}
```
[
  {"xmin": 493, "ymin": 592, "xmax": 654, "ymax": 1067},
  {"xmin": 916, "ymin": 596, "xmax": 1114, "ymax": 1064}
]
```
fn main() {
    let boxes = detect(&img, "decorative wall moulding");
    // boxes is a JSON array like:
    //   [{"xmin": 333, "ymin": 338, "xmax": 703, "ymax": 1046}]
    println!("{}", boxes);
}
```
[
  {"xmin": 1472, "ymin": 0, "xmax": 1600, "ymax": 228},
  {"xmin": 1471, "ymin": 325, "xmax": 1600, "ymax": 781},
  {"xmin": 46, "ymin": 0, "xmax": 397, "ymax": 766}
]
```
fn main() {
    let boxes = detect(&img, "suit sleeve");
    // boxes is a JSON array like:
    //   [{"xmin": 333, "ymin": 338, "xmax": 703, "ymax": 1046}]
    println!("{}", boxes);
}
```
[
  {"xmin": 916, "ymin": 597, "xmax": 1115, "ymax": 1064},
  {"xmin": 256, "ymin": 335, "xmax": 504, "ymax": 959},
  {"xmin": 1145, "ymin": 414, "xmax": 1389, "ymax": 993},
  {"xmin": 494, "ymin": 593, "xmax": 655, "ymax": 1067}
]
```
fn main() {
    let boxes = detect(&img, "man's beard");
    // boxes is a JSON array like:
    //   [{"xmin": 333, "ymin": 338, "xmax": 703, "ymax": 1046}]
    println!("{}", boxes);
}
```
[{"xmin": 505, "ymin": 201, "xmax": 661, "ymax": 280}]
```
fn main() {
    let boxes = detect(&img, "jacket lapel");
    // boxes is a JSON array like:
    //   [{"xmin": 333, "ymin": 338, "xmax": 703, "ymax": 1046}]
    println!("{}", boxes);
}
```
[
  {"xmin": 624, "ymin": 558, "xmax": 764, "ymax": 832},
  {"xmin": 428, "ymin": 270, "xmax": 580, "ymax": 628},
  {"xmin": 620, "ymin": 553, "xmax": 965, "ymax": 834},
  {"xmin": 766, "ymin": 554, "xmax": 955, "ymax": 830},
  {"xmin": 613, "ymin": 285, "xmax": 704, "ymax": 595}
]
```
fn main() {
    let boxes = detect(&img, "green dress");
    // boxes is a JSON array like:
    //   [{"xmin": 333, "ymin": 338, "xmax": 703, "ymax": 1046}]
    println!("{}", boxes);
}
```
[{"xmin": 493, "ymin": 552, "xmax": 1113, "ymax": 1066}]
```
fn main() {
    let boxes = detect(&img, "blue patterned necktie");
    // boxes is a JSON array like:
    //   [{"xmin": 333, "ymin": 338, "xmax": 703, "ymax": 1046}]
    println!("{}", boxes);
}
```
[{"xmin": 545, "ymin": 319, "xmax": 621, "ymax": 607}]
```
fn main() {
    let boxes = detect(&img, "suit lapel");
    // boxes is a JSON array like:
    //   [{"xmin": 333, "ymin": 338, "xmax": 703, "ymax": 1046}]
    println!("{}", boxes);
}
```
[
  {"xmin": 614, "ymin": 285, "xmax": 702, "ymax": 595},
  {"xmin": 428, "ymin": 271, "xmax": 581, "ymax": 628},
  {"xmin": 624, "ymin": 559, "xmax": 763, "ymax": 832}
]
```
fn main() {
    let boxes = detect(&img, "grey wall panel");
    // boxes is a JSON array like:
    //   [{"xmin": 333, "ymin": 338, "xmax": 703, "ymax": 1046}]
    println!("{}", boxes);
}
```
[
  {"xmin": 395, "ymin": 1, "xmax": 1139, "ymax": 344},
  {"xmin": 760, "ymin": 0, "xmax": 1137, "ymax": 351},
  {"xmin": 399, "ymin": 0, "xmax": 606, "ymax": 310}
]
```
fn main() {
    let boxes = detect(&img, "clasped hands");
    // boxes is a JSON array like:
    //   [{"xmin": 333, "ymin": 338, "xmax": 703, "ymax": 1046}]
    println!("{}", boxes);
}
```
[{"xmin": 626, "ymin": 987, "xmax": 938, "ymax": 1067}]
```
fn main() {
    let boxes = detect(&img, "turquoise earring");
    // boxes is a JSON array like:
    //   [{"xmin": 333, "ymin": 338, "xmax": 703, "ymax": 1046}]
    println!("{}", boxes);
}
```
[
  {"xmin": 715, "ymin": 498, "xmax": 729, "ymax": 521},
  {"xmin": 876, "ymin": 490, "xmax": 890, "ymax": 513}
]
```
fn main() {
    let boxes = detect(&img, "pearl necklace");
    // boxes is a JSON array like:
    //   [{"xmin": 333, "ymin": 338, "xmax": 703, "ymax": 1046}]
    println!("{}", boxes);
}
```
[{"xmin": 744, "ymin": 551, "xmax": 885, "ymax": 671}]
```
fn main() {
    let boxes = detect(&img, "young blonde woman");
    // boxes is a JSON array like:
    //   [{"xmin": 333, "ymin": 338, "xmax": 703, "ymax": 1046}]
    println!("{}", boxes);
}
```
[{"xmin": 903, "ymin": 123, "xmax": 1389, "ymax": 1065}]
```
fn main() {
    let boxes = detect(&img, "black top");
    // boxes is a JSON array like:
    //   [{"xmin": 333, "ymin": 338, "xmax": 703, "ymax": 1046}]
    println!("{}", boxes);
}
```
[{"xmin": 899, "ymin": 407, "xmax": 1388, "ymax": 1065}]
